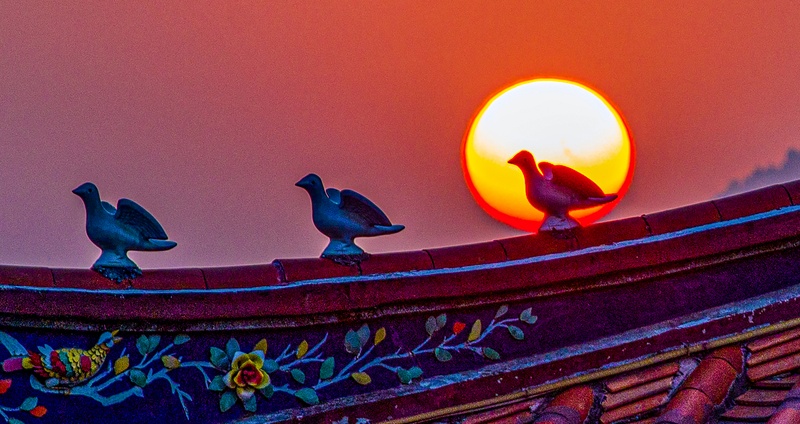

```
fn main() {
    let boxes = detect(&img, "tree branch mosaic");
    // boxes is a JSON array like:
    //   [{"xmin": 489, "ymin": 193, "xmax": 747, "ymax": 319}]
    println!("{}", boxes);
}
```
[{"xmin": 0, "ymin": 304, "xmax": 538, "ymax": 421}]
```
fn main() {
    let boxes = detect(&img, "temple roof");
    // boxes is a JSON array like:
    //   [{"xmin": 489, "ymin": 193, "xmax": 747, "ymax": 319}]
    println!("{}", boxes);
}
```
[
  {"xmin": 1, "ymin": 180, "xmax": 799, "ymax": 293},
  {"xmin": 3, "ymin": 182, "xmax": 800, "ymax": 423}
]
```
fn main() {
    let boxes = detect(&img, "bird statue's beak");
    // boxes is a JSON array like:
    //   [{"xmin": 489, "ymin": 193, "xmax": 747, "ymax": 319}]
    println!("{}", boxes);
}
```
[{"xmin": 71, "ymin": 187, "xmax": 81, "ymax": 195}]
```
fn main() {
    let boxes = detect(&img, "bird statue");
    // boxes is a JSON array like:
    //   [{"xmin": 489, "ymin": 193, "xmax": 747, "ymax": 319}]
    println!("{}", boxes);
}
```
[
  {"xmin": 508, "ymin": 150, "xmax": 618, "ymax": 231},
  {"xmin": 73, "ymin": 182, "xmax": 177, "ymax": 282},
  {"xmin": 296, "ymin": 173, "xmax": 404, "ymax": 263},
  {"xmin": 2, "ymin": 330, "xmax": 122, "ymax": 388}
]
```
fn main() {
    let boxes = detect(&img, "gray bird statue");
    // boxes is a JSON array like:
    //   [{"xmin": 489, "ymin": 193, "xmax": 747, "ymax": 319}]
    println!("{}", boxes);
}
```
[
  {"xmin": 508, "ymin": 150, "xmax": 618, "ymax": 232},
  {"xmin": 296, "ymin": 173, "xmax": 404, "ymax": 263},
  {"xmin": 72, "ymin": 182, "xmax": 177, "ymax": 282}
]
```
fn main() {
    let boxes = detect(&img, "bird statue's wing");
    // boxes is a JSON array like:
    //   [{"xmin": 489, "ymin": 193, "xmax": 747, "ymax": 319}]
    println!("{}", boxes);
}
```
[
  {"xmin": 326, "ymin": 188, "xmax": 342, "ymax": 205},
  {"xmin": 115, "ymin": 199, "xmax": 169, "ymax": 240},
  {"xmin": 339, "ymin": 190, "xmax": 392, "ymax": 226},
  {"xmin": 539, "ymin": 162, "xmax": 607, "ymax": 198},
  {"xmin": 101, "ymin": 201, "xmax": 117, "ymax": 215}
]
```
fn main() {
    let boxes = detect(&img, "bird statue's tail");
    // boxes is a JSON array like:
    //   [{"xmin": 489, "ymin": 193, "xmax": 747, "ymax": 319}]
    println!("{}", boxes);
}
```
[
  {"xmin": 589, "ymin": 194, "xmax": 618, "ymax": 203},
  {"xmin": 143, "ymin": 239, "xmax": 177, "ymax": 251},
  {"xmin": 574, "ymin": 194, "xmax": 618, "ymax": 209},
  {"xmin": 374, "ymin": 224, "xmax": 405, "ymax": 235}
]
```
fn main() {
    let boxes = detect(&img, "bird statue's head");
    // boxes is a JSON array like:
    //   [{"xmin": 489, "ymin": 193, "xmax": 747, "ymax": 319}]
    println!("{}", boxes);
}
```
[
  {"xmin": 508, "ymin": 150, "xmax": 536, "ymax": 168},
  {"xmin": 96, "ymin": 329, "xmax": 122, "ymax": 348},
  {"xmin": 72, "ymin": 182, "xmax": 100, "ymax": 200},
  {"xmin": 508, "ymin": 150, "xmax": 538, "ymax": 175},
  {"xmin": 295, "ymin": 173, "xmax": 323, "ymax": 192}
]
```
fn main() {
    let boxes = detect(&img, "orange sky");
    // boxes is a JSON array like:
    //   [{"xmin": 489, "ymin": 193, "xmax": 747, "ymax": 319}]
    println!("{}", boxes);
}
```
[{"xmin": 2, "ymin": 2, "xmax": 800, "ymax": 268}]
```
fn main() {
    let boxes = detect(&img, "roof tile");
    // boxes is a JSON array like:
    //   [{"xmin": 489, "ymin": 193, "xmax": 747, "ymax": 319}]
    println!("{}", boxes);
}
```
[
  {"xmin": 748, "ymin": 352, "xmax": 800, "ymax": 382},
  {"xmin": 533, "ymin": 406, "xmax": 581, "ymax": 424},
  {"xmin": 573, "ymin": 216, "xmax": 650, "ymax": 249},
  {"xmin": 749, "ymin": 337, "xmax": 800, "ymax": 367},
  {"xmin": 203, "ymin": 264, "xmax": 282, "ymax": 289},
  {"xmin": 735, "ymin": 389, "xmax": 789, "ymax": 407},
  {"xmin": 712, "ymin": 184, "xmax": 792, "ymax": 221},
  {"xmin": 747, "ymin": 327, "xmax": 800, "ymax": 353},
  {"xmin": 720, "ymin": 404, "xmax": 778, "ymax": 421},
  {"xmin": 603, "ymin": 376, "xmax": 673, "ymax": 410},
  {"xmin": 656, "ymin": 347, "xmax": 743, "ymax": 424},
  {"xmin": 272, "ymin": 258, "xmax": 359, "ymax": 283},
  {"xmin": 642, "ymin": 201, "xmax": 720, "ymax": 236},
  {"xmin": 708, "ymin": 345, "xmax": 744, "ymax": 373},
  {"xmin": 532, "ymin": 413, "xmax": 573, "ymax": 424},
  {"xmin": 497, "ymin": 232, "xmax": 577, "ymax": 261},
  {"xmin": 655, "ymin": 388, "xmax": 714, "ymax": 424},
  {"xmin": 680, "ymin": 357, "xmax": 739, "ymax": 404},
  {"xmin": 768, "ymin": 407, "xmax": 800, "ymax": 424},
  {"xmin": 534, "ymin": 386, "xmax": 594, "ymax": 424},
  {"xmin": 605, "ymin": 362, "xmax": 680, "ymax": 393},
  {"xmin": 0, "ymin": 265, "xmax": 53, "ymax": 288},
  {"xmin": 768, "ymin": 382, "xmax": 800, "ymax": 424},
  {"xmin": 600, "ymin": 393, "xmax": 666, "ymax": 423},
  {"xmin": 754, "ymin": 374, "xmax": 800, "ymax": 390},
  {"xmin": 359, "ymin": 250, "xmax": 433, "ymax": 276},
  {"xmin": 425, "ymin": 241, "xmax": 506, "ymax": 269}
]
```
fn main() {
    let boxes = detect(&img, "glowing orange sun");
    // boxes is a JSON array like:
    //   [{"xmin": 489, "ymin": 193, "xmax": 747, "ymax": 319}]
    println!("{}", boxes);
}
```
[{"xmin": 462, "ymin": 79, "xmax": 635, "ymax": 232}]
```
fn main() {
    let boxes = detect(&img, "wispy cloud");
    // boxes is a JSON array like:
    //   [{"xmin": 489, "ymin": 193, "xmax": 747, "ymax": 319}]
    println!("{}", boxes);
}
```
[{"xmin": 721, "ymin": 149, "xmax": 800, "ymax": 196}]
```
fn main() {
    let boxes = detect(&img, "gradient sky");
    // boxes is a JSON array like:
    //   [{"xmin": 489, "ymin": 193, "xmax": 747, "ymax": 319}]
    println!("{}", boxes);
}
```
[{"xmin": 2, "ymin": 1, "xmax": 800, "ymax": 268}]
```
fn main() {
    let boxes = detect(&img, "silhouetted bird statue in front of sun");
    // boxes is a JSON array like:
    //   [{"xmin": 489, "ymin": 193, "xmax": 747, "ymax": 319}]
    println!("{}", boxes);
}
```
[
  {"xmin": 73, "ymin": 182, "xmax": 177, "ymax": 283},
  {"xmin": 296, "ymin": 173, "xmax": 404, "ymax": 264},
  {"xmin": 508, "ymin": 150, "xmax": 618, "ymax": 232}
]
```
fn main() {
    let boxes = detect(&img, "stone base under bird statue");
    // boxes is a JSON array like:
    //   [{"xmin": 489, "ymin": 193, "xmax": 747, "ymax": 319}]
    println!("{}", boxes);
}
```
[
  {"xmin": 92, "ymin": 252, "xmax": 143, "ymax": 283},
  {"xmin": 73, "ymin": 183, "xmax": 177, "ymax": 283},
  {"xmin": 296, "ymin": 173, "xmax": 404, "ymax": 264},
  {"xmin": 508, "ymin": 150, "xmax": 618, "ymax": 232},
  {"xmin": 321, "ymin": 241, "xmax": 372, "ymax": 265},
  {"xmin": 539, "ymin": 214, "xmax": 581, "ymax": 232}
]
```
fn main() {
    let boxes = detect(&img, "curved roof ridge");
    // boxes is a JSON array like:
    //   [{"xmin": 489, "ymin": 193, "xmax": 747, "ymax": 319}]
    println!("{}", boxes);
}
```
[{"xmin": 0, "ymin": 180, "xmax": 798, "ymax": 292}]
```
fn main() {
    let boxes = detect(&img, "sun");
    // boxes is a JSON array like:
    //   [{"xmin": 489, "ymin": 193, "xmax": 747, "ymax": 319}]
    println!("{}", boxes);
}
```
[{"xmin": 462, "ymin": 78, "xmax": 634, "ymax": 232}]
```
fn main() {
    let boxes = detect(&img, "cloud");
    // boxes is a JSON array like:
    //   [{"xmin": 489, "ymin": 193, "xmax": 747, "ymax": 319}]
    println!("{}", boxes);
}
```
[{"xmin": 721, "ymin": 149, "xmax": 800, "ymax": 196}]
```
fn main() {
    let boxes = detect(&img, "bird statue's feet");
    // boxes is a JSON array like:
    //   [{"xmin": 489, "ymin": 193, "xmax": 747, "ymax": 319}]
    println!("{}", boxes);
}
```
[
  {"xmin": 538, "ymin": 215, "xmax": 581, "ymax": 233},
  {"xmin": 92, "ymin": 265, "xmax": 142, "ymax": 284},
  {"xmin": 322, "ymin": 253, "xmax": 371, "ymax": 266},
  {"xmin": 92, "ymin": 251, "xmax": 142, "ymax": 283},
  {"xmin": 321, "ymin": 240, "xmax": 371, "ymax": 266}
]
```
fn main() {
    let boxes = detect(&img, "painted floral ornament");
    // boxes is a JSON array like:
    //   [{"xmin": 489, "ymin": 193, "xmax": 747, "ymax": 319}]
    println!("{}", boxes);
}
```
[{"xmin": 225, "ymin": 351, "xmax": 271, "ymax": 403}]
